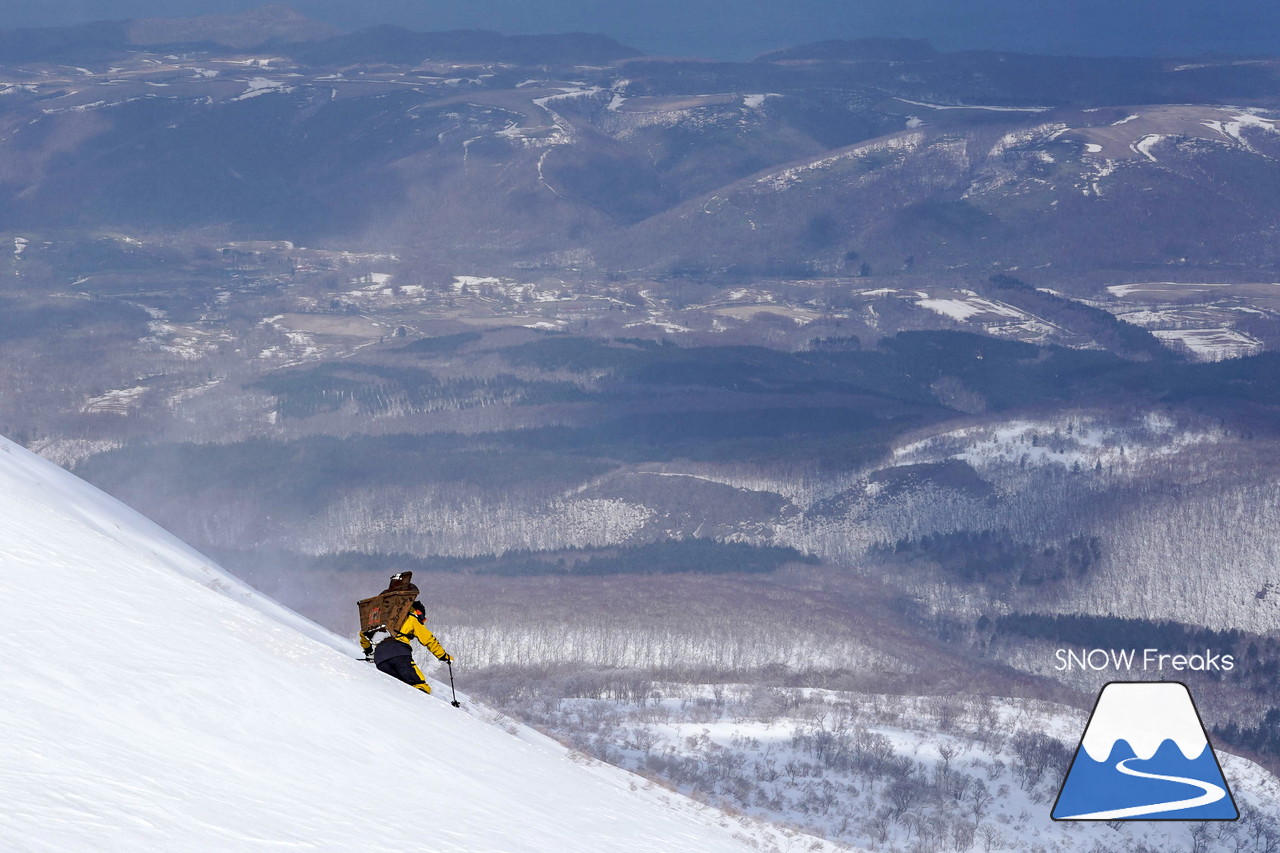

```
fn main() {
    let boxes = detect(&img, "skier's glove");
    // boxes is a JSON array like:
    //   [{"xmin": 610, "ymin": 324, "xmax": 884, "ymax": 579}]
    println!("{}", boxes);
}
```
[{"xmin": 441, "ymin": 653, "xmax": 453, "ymax": 663}]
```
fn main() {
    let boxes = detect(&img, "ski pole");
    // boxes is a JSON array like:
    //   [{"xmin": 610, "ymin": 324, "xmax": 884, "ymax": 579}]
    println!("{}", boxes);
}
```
[{"xmin": 447, "ymin": 659, "xmax": 461, "ymax": 708}]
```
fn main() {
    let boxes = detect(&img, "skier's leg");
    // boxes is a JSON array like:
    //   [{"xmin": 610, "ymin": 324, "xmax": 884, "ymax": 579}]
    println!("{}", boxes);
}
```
[
  {"xmin": 377, "ymin": 657, "xmax": 431, "ymax": 693},
  {"xmin": 409, "ymin": 661, "xmax": 431, "ymax": 694}
]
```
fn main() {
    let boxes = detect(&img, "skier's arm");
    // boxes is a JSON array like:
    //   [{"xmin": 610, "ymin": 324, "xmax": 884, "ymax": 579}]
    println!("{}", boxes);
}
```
[
  {"xmin": 408, "ymin": 620, "xmax": 451, "ymax": 661},
  {"xmin": 359, "ymin": 633, "xmax": 373, "ymax": 653}
]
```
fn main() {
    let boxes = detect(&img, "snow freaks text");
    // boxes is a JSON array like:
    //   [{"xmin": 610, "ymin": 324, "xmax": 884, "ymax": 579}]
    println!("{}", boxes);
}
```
[{"xmin": 1054, "ymin": 649, "xmax": 1236, "ymax": 673}]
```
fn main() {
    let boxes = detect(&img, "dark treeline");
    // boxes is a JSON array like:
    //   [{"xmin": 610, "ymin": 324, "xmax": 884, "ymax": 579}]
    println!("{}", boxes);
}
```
[
  {"xmin": 1217, "ymin": 709, "xmax": 1280, "ymax": 762},
  {"xmin": 75, "ymin": 434, "xmax": 617, "ymax": 517},
  {"xmin": 878, "ymin": 531, "xmax": 1101, "ymax": 585},
  {"xmin": 984, "ymin": 274, "xmax": 1168, "ymax": 361},
  {"xmin": 218, "ymin": 539, "xmax": 817, "ymax": 581},
  {"xmin": 477, "ymin": 539, "xmax": 819, "ymax": 577},
  {"xmin": 250, "ymin": 363, "xmax": 591, "ymax": 419},
  {"xmin": 74, "ymin": 330, "xmax": 1280, "ymax": 504},
  {"xmin": 992, "ymin": 612, "xmax": 1250, "ymax": 651}
]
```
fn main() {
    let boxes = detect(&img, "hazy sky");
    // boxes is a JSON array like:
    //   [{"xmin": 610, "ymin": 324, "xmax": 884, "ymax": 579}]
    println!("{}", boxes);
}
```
[{"xmin": 6, "ymin": 0, "xmax": 1279, "ymax": 59}]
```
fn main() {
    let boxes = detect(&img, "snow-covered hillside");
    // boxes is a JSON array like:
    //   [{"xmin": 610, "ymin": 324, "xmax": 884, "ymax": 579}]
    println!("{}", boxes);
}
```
[
  {"xmin": 0, "ymin": 434, "xmax": 779, "ymax": 853},
  {"xmin": 518, "ymin": 682, "xmax": 1280, "ymax": 852}
]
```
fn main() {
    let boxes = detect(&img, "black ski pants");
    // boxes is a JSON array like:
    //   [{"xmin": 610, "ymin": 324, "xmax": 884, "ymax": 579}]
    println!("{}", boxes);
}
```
[{"xmin": 376, "ymin": 656, "xmax": 432, "ymax": 694}]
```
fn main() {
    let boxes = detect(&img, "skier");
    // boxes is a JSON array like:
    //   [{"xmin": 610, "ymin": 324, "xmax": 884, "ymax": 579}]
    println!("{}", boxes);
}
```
[{"xmin": 360, "ymin": 599, "xmax": 453, "ymax": 694}]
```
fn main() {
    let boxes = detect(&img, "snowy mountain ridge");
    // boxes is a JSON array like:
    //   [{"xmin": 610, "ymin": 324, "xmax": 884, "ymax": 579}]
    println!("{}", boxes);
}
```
[{"xmin": 0, "ymin": 434, "xmax": 786, "ymax": 853}]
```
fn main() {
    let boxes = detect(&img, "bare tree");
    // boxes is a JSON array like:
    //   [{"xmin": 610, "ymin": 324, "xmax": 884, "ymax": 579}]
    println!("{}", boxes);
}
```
[
  {"xmin": 977, "ymin": 823, "xmax": 1003, "ymax": 853},
  {"xmin": 966, "ymin": 780, "xmax": 994, "ymax": 826}
]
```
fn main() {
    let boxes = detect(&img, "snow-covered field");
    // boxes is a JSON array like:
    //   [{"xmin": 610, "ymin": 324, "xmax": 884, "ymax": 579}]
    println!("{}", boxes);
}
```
[
  {"xmin": 1151, "ymin": 327, "xmax": 1263, "ymax": 360},
  {"xmin": 0, "ymin": 435, "xmax": 781, "ymax": 853}
]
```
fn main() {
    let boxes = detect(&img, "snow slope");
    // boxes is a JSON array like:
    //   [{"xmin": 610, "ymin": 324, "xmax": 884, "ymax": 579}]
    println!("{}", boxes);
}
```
[{"xmin": 0, "ymin": 435, "xmax": 762, "ymax": 853}]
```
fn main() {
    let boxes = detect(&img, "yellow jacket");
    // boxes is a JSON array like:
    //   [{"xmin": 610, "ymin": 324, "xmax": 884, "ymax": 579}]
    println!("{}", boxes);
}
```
[{"xmin": 360, "ymin": 613, "xmax": 451, "ymax": 660}]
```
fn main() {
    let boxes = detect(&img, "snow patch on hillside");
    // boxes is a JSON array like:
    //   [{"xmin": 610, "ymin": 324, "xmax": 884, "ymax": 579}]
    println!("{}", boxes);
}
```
[
  {"xmin": 1203, "ymin": 111, "xmax": 1280, "ymax": 149},
  {"xmin": 1152, "ymin": 327, "xmax": 1263, "ymax": 361},
  {"xmin": 916, "ymin": 295, "xmax": 1026, "ymax": 323},
  {"xmin": 304, "ymin": 488, "xmax": 655, "ymax": 558},
  {"xmin": 762, "ymin": 133, "xmax": 924, "ymax": 191},
  {"xmin": 894, "ymin": 97, "xmax": 1049, "ymax": 113},
  {"xmin": 1107, "ymin": 281, "xmax": 1232, "ymax": 298},
  {"xmin": 987, "ymin": 123, "xmax": 1068, "ymax": 157},
  {"xmin": 81, "ymin": 385, "xmax": 148, "ymax": 415},
  {"xmin": 1132, "ymin": 133, "xmax": 1165, "ymax": 162},
  {"xmin": 893, "ymin": 414, "xmax": 1226, "ymax": 476},
  {"xmin": 29, "ymin": 437, "xmax": 124, "ymax": 468},
  {"xmin": 232, "ymin": 77, "xmax": 294, "ymax": 101},
  {"xmin": 1082, "ymin": 157, "xmax": 1119, "ymax": 196},
  {"xmin": 743, "ymin": 93, "xmax": 778, "ymax": 109}
]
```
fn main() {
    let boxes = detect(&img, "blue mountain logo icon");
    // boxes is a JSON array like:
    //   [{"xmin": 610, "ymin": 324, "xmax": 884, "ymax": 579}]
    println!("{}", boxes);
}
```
[{"xmin": 1053, "ymin": 681, "xmax": 1238, "ymax": 821}]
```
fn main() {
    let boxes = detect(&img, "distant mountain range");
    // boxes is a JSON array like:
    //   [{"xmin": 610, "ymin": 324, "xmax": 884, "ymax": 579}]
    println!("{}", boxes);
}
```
[
  {"xmin": 13, "ymin": 0, "xmax": 1280, "ymax": 59},
  {"xmin": 3, "ymin": 13, "xmax": 1280, "ymax": 301},
  {"xmin": 0, "ymin": 6, "xmax": 641, "ymax": 62}
]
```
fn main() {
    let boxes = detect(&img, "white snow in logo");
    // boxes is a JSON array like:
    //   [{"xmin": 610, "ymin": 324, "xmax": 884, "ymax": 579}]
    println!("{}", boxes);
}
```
[{"xmin": 1080, "ymin": 682, "xmax": 1209, "ymax": 762}]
